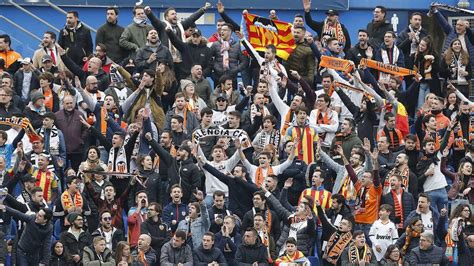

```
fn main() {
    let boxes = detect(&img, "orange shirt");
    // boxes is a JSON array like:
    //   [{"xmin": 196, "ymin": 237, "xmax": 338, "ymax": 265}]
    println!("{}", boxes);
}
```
[
  {"xmin": 44, "ymin": 89, "xmax": 53, "ymax": 111},
  {"xmin": 354, "ymin": 182, "xmax": 382, "ymax": 224}
]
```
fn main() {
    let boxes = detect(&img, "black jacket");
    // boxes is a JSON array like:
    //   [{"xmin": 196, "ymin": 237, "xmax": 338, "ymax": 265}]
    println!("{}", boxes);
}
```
[
  {"xmin": 58, "ymin": 22, "xmax": 93, "ymax": 66},
  {"xmin": 193, "ymin": 245, "xmax": 228, "ymax": 265},
  {"xmin": 345, "ymin": 42, "xmax": 374, "ymax": 66},
  {"xmin": 366, "ymin": 20, "xmax": 394, "ymax": 49},
  {"xmin": 407, "ymin": 245, "xmax": 449, "ymax": 265},
  {"xmin": 202, "ymin": 163, "xmax": 258, "ymax": 219},
  {"xmin": 277, "ymin": 159, "xmax": 307, "ymax": 205},
  {"xmin": 95, "ymin": 21, "xmax": 126, "ymax": 63},
  {"xmin": 242, "ymin": 207, "xmax": 280, "ymax": 241},
  {"xmin": 397, "ymin": 26, "xmax": 429, "ymax": 66},
  {"xmin": 266, "ymin": 193, "xmax": 316, "ymax": 256},
  {"xmin": 381, "ymin": 190, "xmax": 416, "ymax": 225},
  {"xmin": 6, "ymin": 206, "xmax": 53, "ymax": 264},
  {"xmin": 166, "ymin": 29, "xmax": 212, "ymax": 78},
  {"xmin": 13, "ymin": 69, "xmax": 40, "ymax": 99},
  {"xmin": 128, "ymin": 169, "xmax": 160, "ymax": 207},
  {"xmin": 235, "ymin": 238, "xmax": 269, "ymax": 265},
  {"xmin": 140, "ymin": 218, "xmax": 171, "ymax": 252},
  {"xmin": 61, "ymin": 54, "xmax": 110, "ymax": 92},
  {"xmin": 147, "ymin": 138, "xmax": 202, "ymax": 203},
  {"xmin": 304, "ymin": 11, "xmax": 351, "ymax": 53},
  {"xmin": 91, "ymin": 227, "xmax": 125, "ymax": 250},
  {"xmin": 215, "ymin": 230, "xmax": 242, "ymax": 266},
  {"xmin": 59, "ymin": 229, "xmax": 92, "ymax": 262},
  {"xmin": 134, "ymin": 44, "xmax": 173, "ymax": 73}
]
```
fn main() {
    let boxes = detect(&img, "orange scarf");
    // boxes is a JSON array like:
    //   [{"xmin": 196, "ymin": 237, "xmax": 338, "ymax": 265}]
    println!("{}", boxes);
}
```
[
  {"xmin": 391, "ymin": 190, "xmax": 404, "ymax": 229},
  {"xmin": 255, "ymin": 166, "xmax": 273, "ymax": 188},
  {"xmin": 61, "ymin": 190, "xmax": 83, "ymax": 212},
  {"xmin": 100, "ymin": 106, "xmax": 108, "ymax": 136},
  {"xmin": 319, "ymin": 56, "xmax": 354, "ymax": 76},
  {"xmin": 323, "ymin": 20, "xmax": 346, "ymax": 47},
  {"xmin": 176, "ymin": 107, "xmax": 188, "ymax": 133},
  {"xmin": 276, "ymin": 250, "xmax": 306, "ymax": 266},
  {"xmin": 315, "ymin": 109, "xmax": 330, "ymax": 139},
  {"xmin": 281, "ymin": 110, "xmax": 294, "ymax": 136},
  {"xmin": 360, "ymin": 58, "xmax": 420, "ymax": 81}
]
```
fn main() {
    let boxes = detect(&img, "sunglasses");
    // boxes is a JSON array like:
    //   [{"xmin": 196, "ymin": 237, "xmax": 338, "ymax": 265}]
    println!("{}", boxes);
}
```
[{"xmin": 103, "ymin": 217, "xmax": 112, "ymax": 221}]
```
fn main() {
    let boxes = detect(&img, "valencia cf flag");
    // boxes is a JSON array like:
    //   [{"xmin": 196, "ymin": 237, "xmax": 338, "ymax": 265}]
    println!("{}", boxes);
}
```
[{"xmin": 243, "ymin": 13, "xmax": 295, "ymax": 60}]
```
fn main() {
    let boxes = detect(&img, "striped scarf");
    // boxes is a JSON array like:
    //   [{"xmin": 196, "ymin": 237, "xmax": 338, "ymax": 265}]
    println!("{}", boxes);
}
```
[
  {"xmin": 255, "ymin": 166, "xmax": 273, "ymax": 188},
  {"xmin": 323, "ymin": 19, "xmax": 346, "ymax": 48},
  {"xmin": 348, "ymin": 243, "xmax": 372, "ymax": 264},
  {"xmin": 391, "ymin": 190, "xmax": 404, "ymax": 229}
]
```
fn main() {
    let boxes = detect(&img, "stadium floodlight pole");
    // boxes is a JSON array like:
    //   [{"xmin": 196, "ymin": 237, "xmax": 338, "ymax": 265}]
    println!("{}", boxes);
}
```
[
  {"xmin": 44, "ymin": 0, "xmax": 97, "ymax": 33},
  {"xmin": 8, "ymin": 0, "xmax": 60, "ymax": 32}
]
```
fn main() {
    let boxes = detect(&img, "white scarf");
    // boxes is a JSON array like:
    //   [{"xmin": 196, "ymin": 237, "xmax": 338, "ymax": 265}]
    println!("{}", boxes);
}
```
[
  {"xmin": 380, "ymin": 46, "xmax": 400, "ymax": 83},
  {"xmin": 250, "ymin": 104, "xmax": 270, "ymax": 124},
  {"xmin": 38, "ymin": 126, "xmax": 60, "ymax": 156},
  {"xmin": 408, "ymin": 25, "xmax": 422, "ymax": 55},
  {"xmin": 163, "ymin": 20, "xmax": 185, "ymax": 63},
  {"xmin": 108, "ymin": 146, "xmax": 128, "ymax": 173}
]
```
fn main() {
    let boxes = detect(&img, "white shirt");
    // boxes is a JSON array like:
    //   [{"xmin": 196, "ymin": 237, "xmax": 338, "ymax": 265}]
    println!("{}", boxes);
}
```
[
  {"xmin": 421, "ymin": 211, "xmax": 434, "ymax": 234},
  {"xmin": 369, "ymin": 219, "xmax": 399, "ymax": 261}
]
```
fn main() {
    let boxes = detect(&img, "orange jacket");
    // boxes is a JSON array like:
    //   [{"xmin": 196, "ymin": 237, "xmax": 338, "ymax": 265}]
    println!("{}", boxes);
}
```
[{"xmin": 0, "ymin": 49, "xmax": 21, "ymax": 68}]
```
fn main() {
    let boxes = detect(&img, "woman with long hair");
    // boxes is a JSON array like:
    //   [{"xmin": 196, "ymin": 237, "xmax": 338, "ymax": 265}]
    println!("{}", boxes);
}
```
[
  {"xmin": 411, "ymin": 36, "xmax": 441, "ymax": 109},
  {"xmin": 380, "ymin": 244, "xmax": 402, "ymax": 265},
  {"xmin": 50, "ymin": 240, "xmax": 71, "ymax": 266},
  {"xmin": 441, "ymin": 38, "xmax": 472, "ymax": 98},
  {"xmin": 158, "ymin": 62, "xmax": 179, "ymax": 112},
  {"xmin": 114, "ymin": 241, "xmax": 132, "ymax": 266},
  {"xmin": 443, "ymin": 89, "xmax": 460, "ymax": 118},
  {"xmin": 395, "ymin": 217, "xmax": 424, "ymax": 258},
  {"xmin": 445, "ymin": 204, "xmax": 473, "ymax": 265},
  {"xmin": 442, "ymin": 149, "xmax": 473, "ymax": 204}
]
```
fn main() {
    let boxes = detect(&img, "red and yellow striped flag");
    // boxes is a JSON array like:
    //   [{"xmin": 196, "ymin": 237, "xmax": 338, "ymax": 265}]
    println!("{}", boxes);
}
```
[{"xmin": 243, "ymin": 13, "xmax": 295, "ymax": 60}]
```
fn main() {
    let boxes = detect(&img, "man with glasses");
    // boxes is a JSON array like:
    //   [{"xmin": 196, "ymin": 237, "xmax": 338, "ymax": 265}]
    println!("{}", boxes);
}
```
[
  {"xmin": 91, "ymin": 209, "xmax": 125, "ymax": 250},
  {"xmin": 0, "ymin": 86, "xmax": 21, "ymax": 130},
  {"xmin": 366, "ymin": 6, "xmax": 393, "ymax": 49},
  {"xmin": 407, "ymin": 231, "xmax": 449, "ymax": 265},
  {"xmin": 140, "ymin": 201, "xmax": 170, "ymax": 253}
]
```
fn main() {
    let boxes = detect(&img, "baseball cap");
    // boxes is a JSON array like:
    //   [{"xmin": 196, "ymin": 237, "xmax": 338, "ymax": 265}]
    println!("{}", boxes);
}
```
[
  {"xmin": 42, "ymin": 54, "xmax": 53, "ymax": 63},
  {"xmin": 191, "ymin": 29, "xmax": 202, "ymax": 36},
  {"xmin": 326, "ymin": 10, "xmax": 339, "ymax": 16},
  {"xmin": 216, "ymin": 93, "xmax": 228, "ymax": 101},
  {"xmin": 21, "ymin": 58, "xmax": 32, "ymax": 65}
]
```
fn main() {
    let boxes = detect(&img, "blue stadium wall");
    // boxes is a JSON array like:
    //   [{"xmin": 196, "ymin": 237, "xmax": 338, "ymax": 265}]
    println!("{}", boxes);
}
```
[{"xmin": 0, "ymin": 0, "xmax": 461, "ymax": 57}]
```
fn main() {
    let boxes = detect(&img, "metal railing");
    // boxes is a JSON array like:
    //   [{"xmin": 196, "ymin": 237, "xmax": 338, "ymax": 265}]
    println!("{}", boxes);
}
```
[
  {"xmin": 44, "ymin": 0, "xmax": 97, "ymax": 33},
  {"xmin": 0, "ymin": 15, "xmax": 42, "ymax": 42},
  {"xmin": 7, "ymin": 0, "xmax": 60, "ymax": 32}
]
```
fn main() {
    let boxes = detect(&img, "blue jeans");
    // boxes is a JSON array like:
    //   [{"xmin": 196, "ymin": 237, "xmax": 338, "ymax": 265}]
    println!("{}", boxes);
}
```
[
  {"xmin": 17, "ymin": 247, "xmax": 39, "ymax": 266},
  {"xmin": 417, "ymin": 83, "xmax": 430, "ymax": 111},
  {"xmin": 426, "ymin": 188, "xmax": 448, "ymax": 212}
]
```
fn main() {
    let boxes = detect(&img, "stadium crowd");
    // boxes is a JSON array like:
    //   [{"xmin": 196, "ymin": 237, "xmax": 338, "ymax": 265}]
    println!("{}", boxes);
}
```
[{"xmin": 0, "ymin": 0, "xmax": 474, "ymax": 265}]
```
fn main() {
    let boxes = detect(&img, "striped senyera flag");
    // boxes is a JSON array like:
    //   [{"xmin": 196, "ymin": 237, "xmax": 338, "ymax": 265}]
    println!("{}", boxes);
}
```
[{"xmin": 243, "ymin": 13, "xmax": 296, "ymax": 60}]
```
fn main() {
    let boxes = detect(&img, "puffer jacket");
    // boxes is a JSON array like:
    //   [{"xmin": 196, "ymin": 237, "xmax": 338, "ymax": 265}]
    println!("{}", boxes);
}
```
[
  {"xmin": 193, "ymin": 245, "xmax": 228, "ymax": 265},
  {"xmin": 234, "ymin": 237, "xmax": 268, "ymax": 265},
  {"xmin": 82, "ymin": 246, "xmax": 115, "ymax": 266},
  {"xmin": 160, "ymin": 241, "xmax": 193, "ymax": 265},
  {"xmin": 119, "ymin": 22, "xmax": 154, "ymax": 54},
  {"xmin": 176, "ymin": 201, "xmax": 210, "ymax": 249},
  {"xmin": 407, "ymin": 245, "xmax": 449, "ymax": 265},
  {"xmin": 135, "ymin": 44, "xmax": 173, "ymax": 72},
  {"xmin": 209, "ymin": 39, "xmax": 248, "ymax": 77},
  {"xmin": 59, "ymin": 230, "xmax": 92, "ymax": 262}
]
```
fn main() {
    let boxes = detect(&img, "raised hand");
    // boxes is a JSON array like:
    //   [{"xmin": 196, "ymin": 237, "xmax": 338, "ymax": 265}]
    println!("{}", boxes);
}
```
[
  {"xmin": 362, "ymin": 138, "xmax": 371, "ymax": 152},
  {"xmin": 283, "ymin": 178, "xmax": 293, "ymax": 189},
  {"xmin": 217, "ymin": 0, "xmax": 224, "ymax": 13},
  {"xmin": 144, "ymin": 132, "xmax": 153, "ymax": 141},
  {"xmin": 194, "ymin": 189, "xmax": 204, "ymax": 202},
  {"xmin": 303, "ymin": 0, "xmax": 311, "ymax": 12}
]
